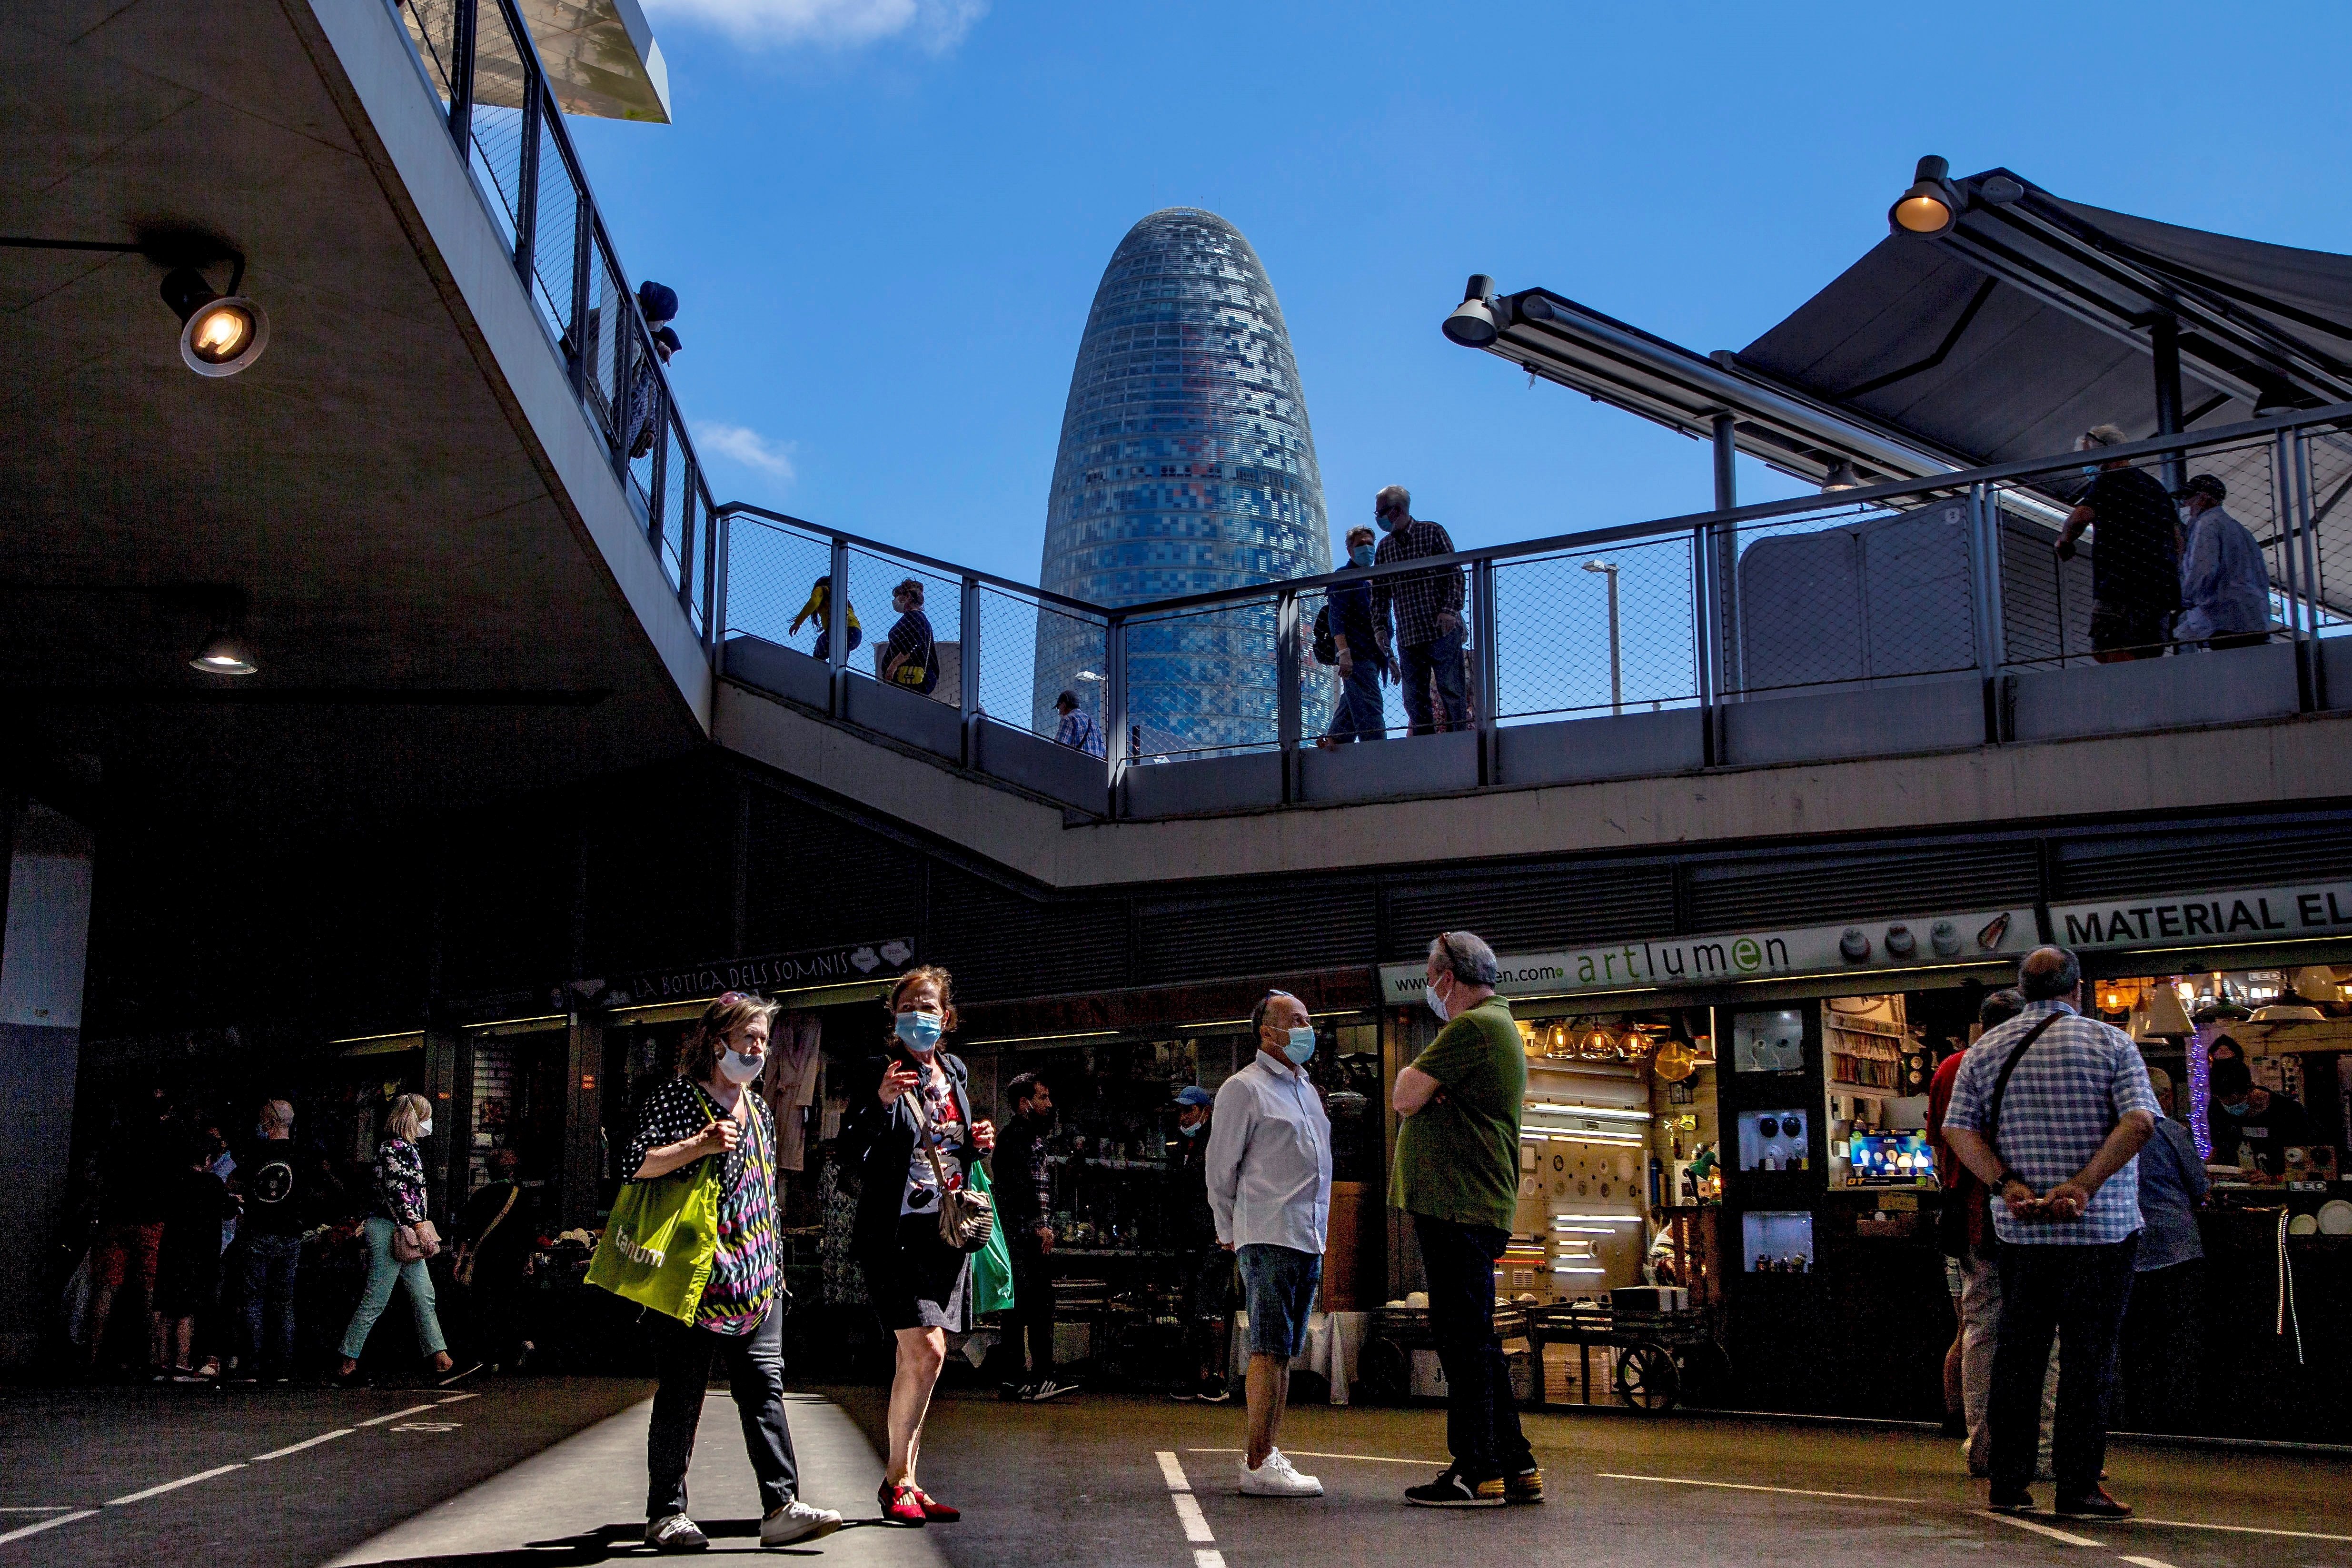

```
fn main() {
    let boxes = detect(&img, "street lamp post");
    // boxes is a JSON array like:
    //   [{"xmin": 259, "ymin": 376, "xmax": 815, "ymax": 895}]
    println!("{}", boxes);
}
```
[{"xmin": 1583, "ymin": 559, "xmax": 1622, "ymax": 715}]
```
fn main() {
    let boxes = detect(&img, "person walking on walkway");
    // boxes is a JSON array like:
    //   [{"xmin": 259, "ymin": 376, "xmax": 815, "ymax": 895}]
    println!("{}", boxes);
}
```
[
  {"xmin": 451, "ymin": 1147, "xmax": 537, "ymax": 1373},
  {"xmin": 1943, "ymin": 946, "xmax": 2158, "ymax": 1519},
  {"xmin": 337, "ymin": 1094, "xmax": 454, "ymax": 1385},
  {"xmin": 843, "ymin": 967, "xmax": 997, "ymax": 1526},
  {"xmin": 789, "ymin": 575, "xmax": 861, "ymax": 663},
  {"xmin": 1368, "ymin": 487, "xmax": 1467, "ymax": 735},
  {"xmin": 1320, "ymin": 525, "xmax": 1389, "ymax": 746},
  {"xmin": 2055, "ymin": 427, "xmax": 2182, "ymax": 661},
  {"xmin": 1052, "ymin": 692, "xmax": 1105, "ymax": 759},
  {"xmin": 628, "ymin": 992, "xmax": 843, "ymax": 1553},
  {"xmin": 1206, "ymin": 990, "xmax": 1332, "ymax": 1498},
  {"xmin": 881, "ymin": 578, "xmax": 939, "ymax": 695},
  {"xmin": 992, "ymin": 1072, "xmax": 1074, "ymax": 1402},
  {"xmin": 1169, "ymin": 1084, "xmax": 1233, "ymax": 1402},
  {"xmin": 1391, "ymin": 931, "xmax": 1538, "ymax": 1507},
  {"xmin": 227, "ymin": 1099, "xmax": 307, "ymax": 1382}
]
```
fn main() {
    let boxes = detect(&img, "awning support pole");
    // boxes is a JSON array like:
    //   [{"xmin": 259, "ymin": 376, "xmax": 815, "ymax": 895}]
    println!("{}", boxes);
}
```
[{"xmin": 2152, "ymin": 316, "xmax": 2186, "ymax": 495}]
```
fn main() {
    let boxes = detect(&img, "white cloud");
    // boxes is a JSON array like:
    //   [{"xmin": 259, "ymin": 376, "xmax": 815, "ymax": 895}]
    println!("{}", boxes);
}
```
[
  {"xmin": 645, "ymin": 0, "xmax": 986, "ymax": 51},
  {"xmin": 695, "ymin": 421, "xmax": 798, "ymax": 479}
]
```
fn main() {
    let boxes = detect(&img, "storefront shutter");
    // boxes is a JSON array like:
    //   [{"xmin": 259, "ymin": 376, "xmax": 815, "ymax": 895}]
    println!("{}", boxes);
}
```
[
  {"xmin": 1686, "ymin": 841, "xmax": 2040, "ymax": 932},
  {"xmin": 1381, "ymin": 863, "xmax": 1676, "ymax": 959}
]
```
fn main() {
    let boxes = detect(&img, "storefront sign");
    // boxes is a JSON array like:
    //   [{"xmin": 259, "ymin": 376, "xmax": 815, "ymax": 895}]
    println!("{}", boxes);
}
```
[
  {"xmin": 1377, "ymin": 909, "xmax": 2029, "ymax": 1005},
  {"xmin": 612, "ymin": 938, "xmax": 916, "ymax": 1006},
  {"xmin": 2050, "ymin": 881, "xmax": 2352, "ymax": 952}
]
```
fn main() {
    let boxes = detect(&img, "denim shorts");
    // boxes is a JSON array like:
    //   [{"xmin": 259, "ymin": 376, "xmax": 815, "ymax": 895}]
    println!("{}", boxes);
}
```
[{"xmin": 1237, "ymin": 1243, "xmax": 1321, "ymax": 1359}]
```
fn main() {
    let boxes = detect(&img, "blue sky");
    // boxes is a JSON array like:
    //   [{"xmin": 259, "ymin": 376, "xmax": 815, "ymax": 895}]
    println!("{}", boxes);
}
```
[{"xmin": 576, "ymin": 0, "xmax": 2351, "ymax": 593}]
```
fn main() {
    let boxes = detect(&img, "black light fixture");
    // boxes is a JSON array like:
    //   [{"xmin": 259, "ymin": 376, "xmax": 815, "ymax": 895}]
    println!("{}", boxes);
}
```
[
  {"xmin": 1820, "ymin": 459, "xmax": 1862, "ymax": 491},
  {"xmin": 1442, "ymin": 274, "xmax": 1500, "ymax": 347},
  {"xmin": 160, "ymin": 263, "xmax": 268, "ymax": 377},
  {"xmin": 1889, "ymin": 155, "xmax": 1962, "ymax": 238}
]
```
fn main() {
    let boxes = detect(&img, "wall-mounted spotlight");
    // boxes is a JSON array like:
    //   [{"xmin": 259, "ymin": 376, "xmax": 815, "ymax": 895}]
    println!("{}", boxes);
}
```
[
  {"xmin": 1820, "ymin": 460, "xmax": 1862, "ymax": 491},
  {"xmin": 1442, "ymin": 273, "xmax": 1500, "ymax": 347},
  {"xmin": 160, "ymin": 263, "xmax": 268, "ymax": 377},
  {"xmin": 1888, "ymin": 155, "xmax": 1962, "ymax": 238},
  {"xmin": 189, "ymin": 628, "xmax": 258, "ymax": 675}
]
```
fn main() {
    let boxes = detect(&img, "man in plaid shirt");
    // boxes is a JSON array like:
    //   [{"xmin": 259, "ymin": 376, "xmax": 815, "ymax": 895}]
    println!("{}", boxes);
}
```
[
  {"xmin": 1368, "ymin": 486, "xmax": 1468, "ymax": 735},
  {"xmin": 1943, "ymin": 946, "xmax": 2157, "ymax": 1520}
]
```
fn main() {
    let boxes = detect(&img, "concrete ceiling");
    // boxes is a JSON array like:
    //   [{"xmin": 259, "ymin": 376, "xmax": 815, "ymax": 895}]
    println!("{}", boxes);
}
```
[{"xmin": 3, "ymin": 0, "xmax": 705, "ymax": 834}]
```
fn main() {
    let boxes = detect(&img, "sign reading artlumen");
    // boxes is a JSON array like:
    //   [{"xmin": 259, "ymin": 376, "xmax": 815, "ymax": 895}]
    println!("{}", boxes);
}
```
[
  {"xmin": 2050, "ymin": 882, "xmax": 2352, "ymax": 951},
  {"xmin": 1377, "ymin": 910, "xmax": 2029, "ymax": 1006},
  {"xmin": 620, "ymin": 939, "xmax": 915, "ymax": 1005}
]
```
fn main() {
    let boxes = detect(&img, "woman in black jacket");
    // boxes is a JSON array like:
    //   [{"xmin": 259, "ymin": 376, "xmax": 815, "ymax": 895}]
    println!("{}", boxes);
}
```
[{"xmin": 841, "ymin": 966, "xmax": 994, "ymax": 1526}]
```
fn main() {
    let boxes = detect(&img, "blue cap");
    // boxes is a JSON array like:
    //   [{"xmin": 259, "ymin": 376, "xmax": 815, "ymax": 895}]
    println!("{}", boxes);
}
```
[{"xmin": 1174, "ymin": 1085, "xmax": 1213, "ymax": 1107}]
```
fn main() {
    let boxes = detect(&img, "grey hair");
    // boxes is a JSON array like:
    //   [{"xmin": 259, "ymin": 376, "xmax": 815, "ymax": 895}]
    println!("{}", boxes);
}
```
[
  {"xmin": 2079, "ymin": 423, "xmax": 2129, "ymax": 450},
  {"xmin": 2017, "ymin": 946, "xmax": 2082, "ymax": 1002},
  {"xmin": 1251, "ymin": 989, "xmax": 1304, "ymax": 1037},
  {"xmin": 1376, "ymin": 484, "xmax": 1410, "ymax": 513},
  {"xmin": 1429, "ymin": 931, "xmax": 1500, "ymax": 986},
  {"xmin": 258, "ymin": 1098, "xmax": 294, "ymax": 1134}
]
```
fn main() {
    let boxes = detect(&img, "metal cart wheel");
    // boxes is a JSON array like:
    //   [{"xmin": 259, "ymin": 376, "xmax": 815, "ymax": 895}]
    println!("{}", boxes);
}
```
[
  {"xmin": 1359, "ymin": 1337, "xmax": 1409, "ymax": 1405},
  {"xmin": 1615, "ymin": 1340, "xmax": 1680, "ymax": 1411}
]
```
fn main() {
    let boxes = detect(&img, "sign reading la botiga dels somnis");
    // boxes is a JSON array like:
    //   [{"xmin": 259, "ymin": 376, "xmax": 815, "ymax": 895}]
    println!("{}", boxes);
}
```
[
  {"xmin": 1377, "ymin": 909, "xmax": 2030, "ymax": 1005},
  {"xmin": 615, "ymin": 939, "xmax": 916, "ymax": 1006},
  {"xmin": 2051, "ymin": 883, "xmax": 2352, "ymax": 952}
]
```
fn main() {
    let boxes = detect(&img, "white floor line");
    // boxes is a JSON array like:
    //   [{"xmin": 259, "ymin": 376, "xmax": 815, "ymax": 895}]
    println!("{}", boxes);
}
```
[
  {"xmin": 1597, "ymin": 1472, "xmax": 1921, "ymax": 1504},
  {"xmin": 253, "ymin": 1429, "xmax": 354, "ymax": 1461},
  {"xmin": 2125, "ymin": 1516, "xmax": 2352, "ymax": 1544},
  {"xmin": 106, "ymin": 1464, "xmax": 245, "ymax": 1506},
  {"xmin": 1194, "ymin": 1553, "xmax": 1227, "ymax": 1568},
  {"xmin": 0, "ymin": 1508, "xmax": 75, "ymax": 1513},
  {"xmin": 1171, "ymin": 1493, "xmax": 1216, "ymax": 1544},
  {"xmin": 1156, "ymin": 1451, "xmax": 1192, "ymax": 1492},
  {"xmin": 1981, "ymin": 1511, "xmax": 2102, "ymax": 1548},
  {"xmin": 1190, "ymin": 1447, "xmax": 1444, "ymax": 1467},
  {"xmin": 0, "ymin": 1510, "xmax": 98, "ymax": 1546},
  {"xmin": 434, "ymin": 1392, "xmax": 479, "ymax": 1406},
  {"xmin": 2118, "ymin": 1556, "xmax": 2177, "ymax": 1568},
  {"xmin": 353, "ymin": 1404, "xmax": 439, "ymax": 1429}
]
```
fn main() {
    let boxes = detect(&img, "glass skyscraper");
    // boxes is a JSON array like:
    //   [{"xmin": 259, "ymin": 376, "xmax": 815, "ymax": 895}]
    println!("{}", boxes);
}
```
[{"xmin": 1034, "ymin": 208, "xmax": 1331, "ymax": 756}]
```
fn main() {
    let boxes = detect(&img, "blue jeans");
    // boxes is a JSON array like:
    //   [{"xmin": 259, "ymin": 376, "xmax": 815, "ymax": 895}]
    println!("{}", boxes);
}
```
[
  {"xmin": 340, "ymin": 1217, "xmax": 447, "ymax": 1360},
  {"xmin": 1237, "ymin": 1243, "xmax": 1320, "ymax": 1360},
  {"xmin": 1397, "ymin": 630, "xmax": 1468, "ymax": 736},
  {"xmin": 1324, "ymin": 655, "xmax": 1387, "ymax": 742},
  {"xmin": 237, "ymin": 1232, "xmax": 301, "ymax": 1374}
]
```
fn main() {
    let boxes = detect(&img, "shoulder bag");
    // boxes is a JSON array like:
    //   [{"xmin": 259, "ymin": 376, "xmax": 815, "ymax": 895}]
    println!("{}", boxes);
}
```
[
  {"xmin": 453, "ymin": 1184, "xmax": 521, "ymax": 1288},
  {"xmin": 392, "ymin": 1219, "xmax": 441, "ymax": 1263},
  {"xmin": 909, "ymin": 1085, "xmax": 994, "ymax": 1253},
  {"xmin": 1937, "ymin": 1011, "xmax": 2063, "ymax": 1254}
]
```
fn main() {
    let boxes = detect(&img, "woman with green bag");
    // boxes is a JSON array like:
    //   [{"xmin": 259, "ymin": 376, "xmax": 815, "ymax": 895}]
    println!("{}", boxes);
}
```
[{"xmin": 621, "ymin": 992, "xmax": 844, "ymax": 1554}]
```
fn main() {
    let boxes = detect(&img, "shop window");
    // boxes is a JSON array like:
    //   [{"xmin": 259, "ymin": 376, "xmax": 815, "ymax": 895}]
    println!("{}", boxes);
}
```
[
  {"xmin": 1731, "ymin": 1009, "xmax": 1806, "ymax": 1073},
  {"xmin": 1741, "ymin": 1210, "xmax": 1814, "ymax": 1274}
]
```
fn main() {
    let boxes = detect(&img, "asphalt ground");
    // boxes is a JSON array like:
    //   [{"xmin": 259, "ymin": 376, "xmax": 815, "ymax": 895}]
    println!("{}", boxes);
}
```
[{"xmin": 4, "ymin": 1378, "xmax": 2348, "ymax": 1566}]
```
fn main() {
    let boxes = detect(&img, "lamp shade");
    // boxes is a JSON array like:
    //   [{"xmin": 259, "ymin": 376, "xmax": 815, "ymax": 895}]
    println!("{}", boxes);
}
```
[{"xmin": 2139, "ymin": 983, "xmax": 2193, "ymax": 1037}]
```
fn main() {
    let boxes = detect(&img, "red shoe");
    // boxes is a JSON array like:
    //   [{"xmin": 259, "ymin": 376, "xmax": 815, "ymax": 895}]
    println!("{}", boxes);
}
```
[
  {"xmin": 878, "ymin": 1482, "xmax": 928, "ymax": 1526},
  {"xmin": 911, "ymin": 1487, "xmax": 960, "ymax": 1522}
]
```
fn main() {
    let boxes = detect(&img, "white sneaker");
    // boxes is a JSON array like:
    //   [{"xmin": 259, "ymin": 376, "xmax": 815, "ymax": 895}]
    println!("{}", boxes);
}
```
[
  {"xmin": 645, "ymin": 1514, "xmax": 708, "ymax": 1552},
  {"xmin": 762, "ymin": 1499, "xmax": 844, "ymax": 1547},
  {"xmin": 1238, "ymin": 1448, "xmax": 1323, "ymax": 1497}
]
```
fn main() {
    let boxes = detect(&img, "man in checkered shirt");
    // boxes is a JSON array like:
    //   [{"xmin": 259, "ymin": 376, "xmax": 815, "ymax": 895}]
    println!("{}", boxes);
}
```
[
  {"xmin": 1368, "ymin": 486, "xmax": 1468, "ymax": 735},
  {"xmin": 1943, "ymin": 946, "xmax": 2157, "ymax": 1521}
]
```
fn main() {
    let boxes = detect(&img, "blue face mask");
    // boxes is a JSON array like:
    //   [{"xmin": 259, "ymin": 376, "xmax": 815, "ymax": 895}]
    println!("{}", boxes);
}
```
[
  {"xmin": 1378, "ymin": 511, "xmax": 1400, "ymax": 533},
  {"xmin": 896, "ymin": 1010, "xmax": 943, "ymax": 1052},
  {"xmin": 2221, "ymin": 1099, "xmax": 2252, "ymax": 1116},
  {"xmin": 1284, "ymin": 1025, "xmax": 1316, "ymax": 1065},
  {"xmin": 1179, "ymin": 1120, "xmax": 1204, "ymax": 1138},
  {"xmin": 1350, "ymin": 544, "xmax": 1375, "ymax": 568}
]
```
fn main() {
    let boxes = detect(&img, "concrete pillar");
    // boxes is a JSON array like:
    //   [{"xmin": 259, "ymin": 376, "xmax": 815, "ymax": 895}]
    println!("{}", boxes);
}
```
[
  {"xmin": 560, "ymin": 1011, "xmax": 605, "ymax": 1228},
  {"xmin": 0, "ymin": 801, "xmax": 95, "ymax": 1366}
]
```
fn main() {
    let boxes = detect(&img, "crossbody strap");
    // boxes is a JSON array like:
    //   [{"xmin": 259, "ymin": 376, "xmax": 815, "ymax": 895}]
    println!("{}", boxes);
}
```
[
  {"xmin": 1983, "ymin": 1011, "xmax": 2065, "ymax": 1171},
  {"xmin": 906, "ymin": 1079, "xmax": 957, "ymax": 1194}
]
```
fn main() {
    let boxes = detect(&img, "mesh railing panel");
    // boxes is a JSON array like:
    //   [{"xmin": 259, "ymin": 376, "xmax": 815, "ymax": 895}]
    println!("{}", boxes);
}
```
[
  {"xmin": 1492, "ymin": 534, "xmax": 1698, "ymax": 722},
  {"xmin": 988, "ymin": 588, "xmax": 1105, "ymax": 741},
  {"xmin": 1293, "ymin": 585, "xmax": 1374, "ymax": 742},
  {"xmin": 724, "ymin": 519, "xmax": 835, "ymax": 651},
  {"xmin": 846, "ymin": 549, "xmax": 962, "ymax": 702},
  {"xmin": 658, "ymin": 418, "xmax": 693, "ymax": 605},
  {"xmin": 463, "ymin": 0, "xmax": 528, "ymax": 251},
  {"xmin": 398, "ymin": 0, "xmax": 459, "ymax": 103},
  {"xmin": 1122, "ymin": 598, "xmax": 1282, "ymax": 760},
  {"xmin": 624, "ymin": 324, "xmax": 660, "ymax": 518},
  {"xmin": 2300, "ymin": 427, "xmax": 2352, "ymax": 635},
  {"xmin": 530, "ymin": 139, "xmax": 581, "ymax": 347},
  {"xmin": 1716, "ymin": 496, "xmax": 1978, "ymax": 696},
  {"xmin": 578, "ymin": 257, "xmax": 624, "ymax": 442}
]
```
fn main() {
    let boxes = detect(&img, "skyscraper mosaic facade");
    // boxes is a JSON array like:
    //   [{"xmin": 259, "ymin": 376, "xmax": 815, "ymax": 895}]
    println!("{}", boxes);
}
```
[{"xmin": 1034, "ymin": 208, "xmax": 1331, "ymax": 755}]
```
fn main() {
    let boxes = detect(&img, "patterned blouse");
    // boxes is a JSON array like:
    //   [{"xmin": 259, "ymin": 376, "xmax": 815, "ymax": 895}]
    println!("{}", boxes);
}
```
[
  {"xmin": 899, "ymin": 1070, "xmax": 967, "ymax": 1217},
  {"xmin": 373, "ymin": 1137, "xmax": 429, "ymax": 1225},
  {"xmin": 626, "ymin": 1075, "xmax": 781, "ymax": 1337}
]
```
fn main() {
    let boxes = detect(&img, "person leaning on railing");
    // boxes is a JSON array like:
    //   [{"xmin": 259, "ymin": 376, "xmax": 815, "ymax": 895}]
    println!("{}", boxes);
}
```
[
  {"xmin": 2172, "ymin": 474, "xmax": 2272, "ymax": 650},
  {"xmin": 2053, "ymin": 426, "xmax": 2182, "ymax": 663}
]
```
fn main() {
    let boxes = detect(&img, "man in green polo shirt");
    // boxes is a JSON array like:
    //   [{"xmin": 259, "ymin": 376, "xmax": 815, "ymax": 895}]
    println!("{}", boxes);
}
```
[{"xmin": 1390, "ymin": 930, "xmax": 1535, "ymax": 1508}]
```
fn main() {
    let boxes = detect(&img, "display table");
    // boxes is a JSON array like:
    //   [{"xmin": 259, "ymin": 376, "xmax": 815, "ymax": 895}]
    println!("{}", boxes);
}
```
[{"xmin": 1228, "ymin": 1310, "xmax": 1368, "ymax": 1404}]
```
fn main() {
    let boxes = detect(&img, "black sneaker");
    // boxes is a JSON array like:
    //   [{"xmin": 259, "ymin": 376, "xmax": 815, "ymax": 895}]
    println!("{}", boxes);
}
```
[
  {"xmin": 1169, "ymin": 1385, "xmax": 1195, "ymax": 1401},
  {"xmin": 1022, "ymin": 1378, "xmax": 1080, "ymax": 1402},
  {"xmin": 1987, "ymin": 1488, "xmax": 2034, "ymax": 1513},
  {"xmin": 1505, "ymin": 1465, "xmax": 1544, "ymax": 1504},
  {"xmin": 1405, "ymin": 1467, "xmax": 1506, "ymax": 1508},
  {"xmin": 1196, "ymin": 1375, "xmax": 1231, "ymax": 1404},
  {"xmin": 2054, "ymin": 1487, "xmax": 2131, "ymax": 1519}
]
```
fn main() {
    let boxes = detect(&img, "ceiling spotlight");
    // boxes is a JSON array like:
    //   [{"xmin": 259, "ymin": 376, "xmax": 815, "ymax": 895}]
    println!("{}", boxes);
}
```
[
  {"xmin": 160, "ymin": 266, "xmax": 268, "ymax": 377},
  {"xmin": 189, "ymin": 628, "xmax": 257, "ymax": 676},
  {"xmin": 1888, "ymin": 155, "xmax": 1961, "ymax": 238},
  {"xmin": 1442, "ymin": 273, "xmax": 1500, "ymax": 347},
  {"xmin": 1821, "ymin": 460, "xmax": 1863, "ymax": 491}
]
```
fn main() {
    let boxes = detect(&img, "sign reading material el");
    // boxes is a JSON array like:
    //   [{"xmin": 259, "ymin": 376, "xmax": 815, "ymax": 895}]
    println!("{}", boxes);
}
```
[
  {"xmin": 2050, "ymin": 882, "xmax": 2352, "ymax": 951},
  {"xmin": 1377, "ymin": 909, "xmax": 2028, "ymax": 1005}
]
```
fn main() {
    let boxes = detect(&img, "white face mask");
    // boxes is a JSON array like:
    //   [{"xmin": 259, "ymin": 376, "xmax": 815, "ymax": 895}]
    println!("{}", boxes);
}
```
[
  {"xmin": 1426, "ymin": 976, "xmax": 1450, "ymax": 1022},
  {"xmin": 417, "ymin": 1119, "xmax": 433, "ymax": 1139},
  {"xmin": 718, "ymin": 1049, "xmax": 763, "ymax": 1085}
]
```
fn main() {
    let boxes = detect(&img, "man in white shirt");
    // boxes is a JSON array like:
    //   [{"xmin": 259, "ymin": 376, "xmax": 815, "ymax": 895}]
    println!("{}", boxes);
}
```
[
  {"xmin": 1206, "ymin": 990, "xmax": 1333, "ymax": 1499},
  {"xmin": 2173, "ymin": 474, "xmax": 2272, "ymax": 649}
]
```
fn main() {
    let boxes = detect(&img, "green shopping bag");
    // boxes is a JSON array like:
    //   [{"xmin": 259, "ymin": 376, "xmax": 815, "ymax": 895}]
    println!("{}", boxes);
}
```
[
  {"xmin": 969, "ymin": 1162, "xmax": 1016, "ymax": 1316},
  {"xmin": 586, "ymin": 1156, "xmax": 723, "ymax": 1323}
]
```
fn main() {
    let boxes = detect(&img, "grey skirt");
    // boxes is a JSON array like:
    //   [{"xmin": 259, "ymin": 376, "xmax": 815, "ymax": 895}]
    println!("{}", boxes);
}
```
[{"xmin": 868, "ymin": 1211, "xmax": 971, "ymax": 1332}]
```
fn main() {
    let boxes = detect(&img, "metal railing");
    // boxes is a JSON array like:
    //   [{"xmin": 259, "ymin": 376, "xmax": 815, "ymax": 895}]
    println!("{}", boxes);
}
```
[
  {"xmin": 391, "ymin": 0, "xmax": 719, "ymax": 644},
  {"xmin": 711, "ymin": 404, "xmax": 2352, "ymax": 814}
]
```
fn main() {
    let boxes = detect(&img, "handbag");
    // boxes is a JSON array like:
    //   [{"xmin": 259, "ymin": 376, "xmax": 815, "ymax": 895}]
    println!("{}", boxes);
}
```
[
  {"xmin": 909, "ymin": 1086, "xmax": 993, "ymax": 1253},
  {"xmin": 1938, "ymin": 1010, "xmax": 2064, "ymax": 1256},
  {"xmin": 453, "ymin": 1184, "xmax": 520, "ymax": 1289},
  {"xmin": 585, "ymin": 1095, "xmax": 727, "ymax": 1321},
  {"xmin": 392, "ymin": 1220, "xmax": 441, "ymax": 1263}
]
